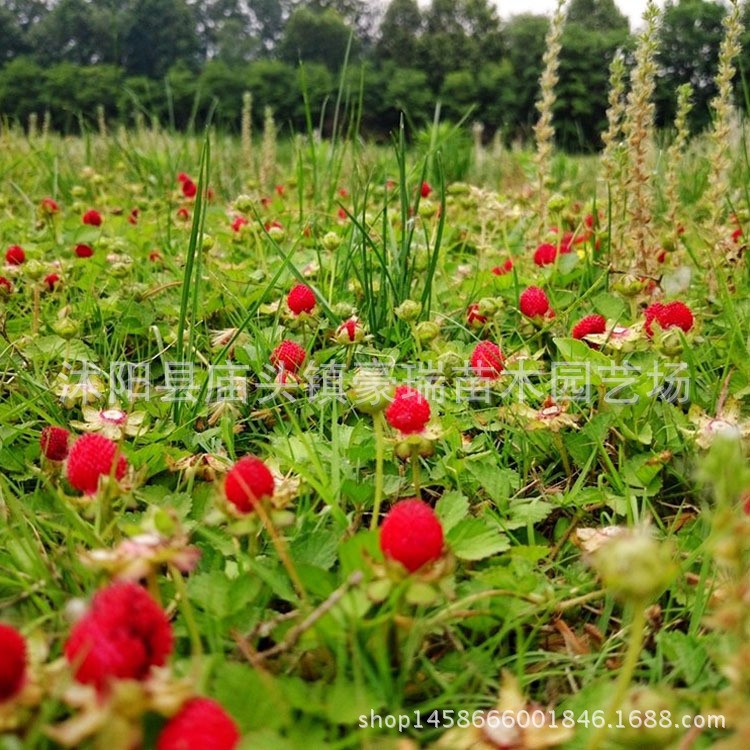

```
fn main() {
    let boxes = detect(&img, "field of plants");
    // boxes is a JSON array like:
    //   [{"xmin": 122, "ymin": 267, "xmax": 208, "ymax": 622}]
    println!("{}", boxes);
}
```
[{"xmin": 2, "ymin": 3, "xmax": 750, "ymax": 750}]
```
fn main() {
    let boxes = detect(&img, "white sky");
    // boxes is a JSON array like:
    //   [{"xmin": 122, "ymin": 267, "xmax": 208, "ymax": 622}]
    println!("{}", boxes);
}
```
[{"xmin": 498, "ymin": 0, "xmax": 662, "ymax": 28}]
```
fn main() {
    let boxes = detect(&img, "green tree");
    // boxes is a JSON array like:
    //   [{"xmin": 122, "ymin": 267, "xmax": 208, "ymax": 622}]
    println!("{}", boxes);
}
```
[
  {"xmin": 279, "ymin": 7, "xmax": 356, "ymax": 71},
  {"xmin": 0, "ymin": 57, "xmax": 46, "ymax": 123},
  {"xmin": 567, "ymin": 0, "xmax": 629, "ymax": 32},
  {"xmin": 29, "ymin": 0, "xmax": 118, "ymax": 66},
  {"xmin": 556, "ymin": 0, "xmax": 631, "ymax": 150},
  {"xmin": 504, "ymin": 13, "xmax": 548, "ymax": 136},
  {"xmin": 418, "ymin": 0, "xmax": 504, "ymax": 91},
  {"xmin": 0, "ymin": 7, "xmax": 26, "ymax": 61},
  {"xmin": 122, "ymin": 0, "xmax": 200, "ymax": 77},
  {"xmin": 376, "ymin": 0, "xmax": 422, "ymax": 68},
  {"xmin": 655, "ymin": 0, "xmax": 726, "ymax": 131}
]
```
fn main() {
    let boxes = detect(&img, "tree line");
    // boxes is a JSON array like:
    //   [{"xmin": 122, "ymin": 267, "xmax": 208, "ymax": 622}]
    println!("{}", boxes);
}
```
[{"xmin": 0, "ymin": 0, "xmax": 748, "ymax": 150}]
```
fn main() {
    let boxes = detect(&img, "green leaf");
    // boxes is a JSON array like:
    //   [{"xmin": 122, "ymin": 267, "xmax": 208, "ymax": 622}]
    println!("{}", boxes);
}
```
[
  {"xmin": 464, "ymin": 461, "xmax": 519, "ymax": 508},
  {"xmin": 212, "ymin": 663, "xmax": 290, "ymax": 732},
  {"xmin": 447, "ymin": 518, "xmax": 510, "ymax": 561},
  {"xmin": 658, "ymin": 631, "xmax": 711, "ymax": 686},
  {"xmin": 435, "ymin": 490, "xmax": 469, "ymax": 532},
  {"xmin": 290, "ymin": 530, "xmax": 339, "ymax": 570},
  {"xmin": 592, "ymin": 291, "xmax": 627, "ymax": 320}
]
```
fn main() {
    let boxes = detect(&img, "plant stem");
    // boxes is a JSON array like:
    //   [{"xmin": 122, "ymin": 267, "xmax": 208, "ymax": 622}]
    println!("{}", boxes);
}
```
[
  {"xmin": 254, "ymin": 500, "xmax": 309, "ymax": 607},
  {"xmin": 170, "ymin": 563, "xmax": 203, "ymax": 657},
  {"xmin": 586, "ymin": 602, "xmax": 647, "ymax": 750},
  {"xmin": 370, "ymin": 411, "xmax": 386, "ymax": 531},
  {"xmin": 411, "ymin": 444, "xmax": 422, "ymax": 497}
]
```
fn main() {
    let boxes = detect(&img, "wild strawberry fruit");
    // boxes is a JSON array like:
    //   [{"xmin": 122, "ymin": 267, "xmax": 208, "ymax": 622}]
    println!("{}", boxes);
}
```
[
  {"xmin": 82, "ymin": 210, "xmax": 102, "ymax": 226},
  {"xmin": 182, "ymin": 179, "xmax": 197, "ymax": 199},
  {"xmin": 644, "ymin": 301, "xmax": 693, "ymax": 337},
  {"xmin": 40, "ymin": 425, "xmax": 70, "ymax": 461},
  {"xmin": 40, "ymin": 197, "xmax": 60, "ymax": 214},
  {"xmin": 466, "ymin": 304, "xmax": 487, "ymax": 328},
  {"xmin": 270, "ymin": 340, "xmax": 306, "ymax": 373},
  {"xmin": 335, "ymin": 317, "xmax": 364, "ymax": 344},
  {"xmin": 657, "ymin": 301, "xmax": 693, "ymax": 332},
  {"xmin": 287, "ymin": 283, "xmax": 316, "ymax": 316},
  {"xmin": 420, "ymin": 181, "xmax": 432, "ymax": 198},
  {"xmin": 44, "ymin": 273, "xmax": 61, "ymax": 291},
  {"xmin": 224, "ymin": 456, "xmax": 275, "ymax": 513},
  {"xmin": 380, "ymin": 498, "xmax": 444, "ymax": 573},
  {"xmin": 64, "ymin": 581, "xmax": 173, "ymax": 691},
  {"xmin": 571, "ymin": 314, "xmax": 606, "ymax": 340},
  {"xmin": 0, "ymin": 277, "xmax": 12, "ymax": 295},
  {"xmin": 5, "ymin": 245, "xmax": 25, "ymax": 265},
  {"xmin": 519, "ymin": 286, "xmax": 551, "ymax": 319},
  {"xmin": 0, "ymin": 624, "xmax": 26, "ymax": 703},
  {"xmin": 491, "ymin": 258, "xmax": 513, "ymax": 276},
  {"xmin": 533, "ymin": 243, "xmax": 557, "ymax": 266},
  {"xmin": 385, "ymin": 386, "xmax": 431, "ymax": 434},
  {"xmin": 74, "ymin": 243, "xmax": 94, "ymax": 258},
  {"xmin": 470, "ymin": 341, "xmax": 504, "ymax": 379},
  {"xmin": 231, "ymin": 216, "xmax": 248, "ymax": 233},
  {"xmin": 157, "ymin": 698, "xmax": 240, "ymax": 750},
  {"xmin": 66, "ymin": 433, "xmax": 127, "ymax": 495}
]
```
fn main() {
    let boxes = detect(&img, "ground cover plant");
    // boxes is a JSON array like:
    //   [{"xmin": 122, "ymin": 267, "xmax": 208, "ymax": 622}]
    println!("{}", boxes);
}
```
[{"xmin": 2, "ymin": 2, "xmax": 750, "ymax": 749}]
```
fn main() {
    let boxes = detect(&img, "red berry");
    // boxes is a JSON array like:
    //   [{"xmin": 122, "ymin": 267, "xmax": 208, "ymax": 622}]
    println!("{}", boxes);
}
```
[
  {"xmin": 560, "ymin": 232, "xmax": 581, "ymax": 255},
  {"xmin": 420, "ymin": 181, "xmax": 432, "ymax": 198},
  {"xmin": 644, "ymin": 302, "xmax": 665, "ymax": 337},
  {"xmin": 66, "ymin": 434, "xmax": 127, "ymax": 495},
  {"xmin": 40, "ymin": 426, "xmax": 70, "ymax": 461},
  {"xmin": 157, "ymin": 698, "xmax": 240, "ymax": 750},
  {"xmin": 270, "ymin": 340, "xmax": 306, "ymax": 373},
  {"xmin": 43, "ymin": 273, "xmax": 61, "ymax": 290},
  {"xmin": 82, "ymin": 210, "xmax": 102, "ymax": 227},
  {"xmin": 74, "ymin": 243, "xmax": 94, "ymax": 258},
  {"xmin": 657, "ymin": 301, "xmax": 694, "ymax": 333},
  {"xmin": 470, "ymin": 341, "xmax": 504, "ymax": 379},
  {"xmin": 287, "ymin": 284, "xmax": 316, "ymax": 316},
  {"xmin": 385, "ymin": 385, "xmax": 431, "ymax": 434},
  {"xmin": 0, "ymin": 624, "xmax": 26, "ymax": 703},
  {"xmin": 533, "ymin": 243, "xmax": 557, "ymax": 266},
  {"xmin": 177, "ymin": 172, "xmax": 189, "ymax": 183},
  {"xmin": 336, "ymin": 317, "xmax": 362, "ymax": 342},
  {"xmin": 519, "ymin": 286, "xmax": 551, "ymax": 318},
  {"xmin": 224, "ymin": 456, "xmax": 275, "ymax": 513},
  {"xmin": 5, "ymin": 245, "xmax": 25, "ymax": 265},
  {"xmin": 0, "ymin": 277, "xmax": 12, "ymax": 294},
  {"xmin": 182, "ymin": 179, "xmax": 197, "ymax": 199},
  {"xmin": 466, "ymin": 304, "xmax": 487, "ymax": 328},
  {"xmin": 64, "ymin": 582, "xmax": 173, "ymax": 691},
  {"xmin": 380, "ymin": 499, "xmax": 444, "ymax": 572},
  {"xmin": 491, "ymin": 259, "xmax": 513, "ymax": 276},
  {"xmin": 231, "ymin": 216, "xmax": 248, "ymax": 232},
  {"xmin": 644, "ymin": 301, "xmax": 693, "ymax": 337},
  {"xmin": 41, "ymin": 197, "xmax": 60, "ymax": 214},
  {"xmin": 177, "ymin": 207, "xmax": 190, "ymax": 221},
  {"xmin": 571, "ymin": 314, "xmax": 606, "ymax": 340}
]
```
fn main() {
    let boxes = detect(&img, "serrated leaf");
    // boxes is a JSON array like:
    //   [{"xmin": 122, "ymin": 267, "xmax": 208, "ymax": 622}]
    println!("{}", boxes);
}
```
[
  {"xmin": 464, "ymin": 461, "xmax": 519, "ymax": 508},
  {"xmin": 508, "ymin": 498, "xmax": 554, "ymax": 526},
  {"xmin": 435, "ymin": 490, "xmax": 469, "ymax": 532},
  {"xmin": 592, "ymin": 292, "xmax": 628, "ymax": 321},
  {"xmin": 658, "ymin": 631, "xmax": 711, "ymax": 686},
  {"xmin": 212, "ymin": 663, "xmax": 290, "ymax": 732},
  {"xmin": 290, "ymin": 530, "xmax": 339, "ymax": 570},
  {"xmin": 447, "ymin": 518, "xmax": 510, "ymax": 561}
]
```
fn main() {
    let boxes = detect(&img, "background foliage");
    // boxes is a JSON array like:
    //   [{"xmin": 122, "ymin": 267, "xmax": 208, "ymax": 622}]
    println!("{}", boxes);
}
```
[{"xmin": 1, "ymin": 0, "xmax": 750, "ymax": 149}]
